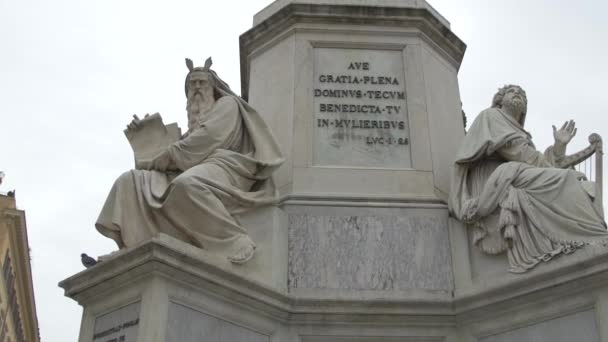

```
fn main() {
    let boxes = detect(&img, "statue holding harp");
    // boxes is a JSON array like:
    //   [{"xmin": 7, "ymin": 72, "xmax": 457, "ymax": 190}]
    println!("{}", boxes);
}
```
[{"xmin": 449, "ymin": 84, "xmax": 606, "ymax": 273}]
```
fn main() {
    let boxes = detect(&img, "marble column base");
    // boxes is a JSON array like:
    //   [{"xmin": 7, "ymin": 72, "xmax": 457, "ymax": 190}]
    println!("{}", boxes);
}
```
[{"xmin": 60, "ymin": 233, "xmax": 608, "ymax": 342}]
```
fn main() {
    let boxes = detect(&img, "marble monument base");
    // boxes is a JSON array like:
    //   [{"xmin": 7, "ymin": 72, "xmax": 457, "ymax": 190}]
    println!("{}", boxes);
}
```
[
  {"xmin": 61, "ymin": 234, "xmax": 284, "ymax": 342},
  {"xmin": 61, "ymin": 230, "xmax": 608, "ymax": 342}
]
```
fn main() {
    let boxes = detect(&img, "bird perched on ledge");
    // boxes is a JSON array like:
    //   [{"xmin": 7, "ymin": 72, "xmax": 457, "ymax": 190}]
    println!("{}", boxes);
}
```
[{"xmin": 81, "ymin": 253, "xmax": 98, "ymax": 268}]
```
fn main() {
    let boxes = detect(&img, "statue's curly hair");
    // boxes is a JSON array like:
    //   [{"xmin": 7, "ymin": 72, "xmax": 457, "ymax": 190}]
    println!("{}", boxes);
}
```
[
  {"xmin": 491, "ymin": 84, "xmax": 527, "ymax": 125},
  {"xmin": 492, "ymin": 84, "xmax": 527, "ymax": 110}
]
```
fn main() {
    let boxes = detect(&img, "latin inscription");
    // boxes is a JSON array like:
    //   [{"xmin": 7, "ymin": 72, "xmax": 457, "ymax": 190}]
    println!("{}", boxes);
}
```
[
  {"xmin": 313, "ymin": 48, "xmax": 411, "ymax": 167},
  {"xmin": 93, "ymin": 318, "xmax": 139, "ymax": 342},
  {"xmin": 92, "ymin": 302, "xmax": 140, "ymax": 342}
]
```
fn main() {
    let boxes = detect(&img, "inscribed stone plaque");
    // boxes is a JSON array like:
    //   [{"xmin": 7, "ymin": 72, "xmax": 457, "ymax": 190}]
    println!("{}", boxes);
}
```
[
  {"xmin": 288, "ymin": 209, "xmax": 452, "ymax": 291},
  {"xmin": 313, "ymin": 48, "xmax": 412, "ymax": 168},
  {"xmin": 302, "ymin": 337, "xmax": 442, "ymax": 342},
  {"xmin": 166, "ymin": 302, "xmax": 268, "ymax": 342},
  {"xmin": 479, "ymin": 310, "xmax": 599, "ymax": 342},
  {"xmin": 92, "ymin": 302, "xmax": 140, "ymax": 342}
]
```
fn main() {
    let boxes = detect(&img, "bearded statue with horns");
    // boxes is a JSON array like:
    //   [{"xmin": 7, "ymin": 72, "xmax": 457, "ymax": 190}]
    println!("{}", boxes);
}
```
[{"xmin": 95, "ymin": 58, "xmax": 284, "ymax": 264}]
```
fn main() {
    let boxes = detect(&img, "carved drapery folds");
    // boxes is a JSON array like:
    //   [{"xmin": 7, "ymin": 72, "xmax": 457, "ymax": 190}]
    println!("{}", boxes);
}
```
[{"xmin": 449, "ymin": 85, "xmax": 607, "ymax": 273}]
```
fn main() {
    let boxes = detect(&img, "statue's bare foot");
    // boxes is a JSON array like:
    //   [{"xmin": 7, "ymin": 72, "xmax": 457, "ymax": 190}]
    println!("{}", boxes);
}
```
[{"xmin": 228, "ymin": 240, "xmax": 256, "ymax": 264}]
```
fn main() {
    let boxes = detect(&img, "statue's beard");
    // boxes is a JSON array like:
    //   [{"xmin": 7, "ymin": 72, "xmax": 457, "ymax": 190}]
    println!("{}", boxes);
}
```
[
  {"xmin": 187, "ymin": 91, "xmax": 215, "ymax": 130},
  {"xmin": 502, "ymin": 97, "xmax": 526, "ymax": 122}
]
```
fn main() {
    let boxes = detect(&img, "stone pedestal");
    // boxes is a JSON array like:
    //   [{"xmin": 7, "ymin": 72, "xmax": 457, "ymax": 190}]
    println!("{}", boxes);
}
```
[
  {"xmin": 60, "ymin": 235, "xmax": 284, "ymax": 342},
  {"xmin": 60, "ymin": 234, "xmax": 608, "ymax": 342},
  {"xmin": 241, "ymin": 0, "xmax": 466, "ymax": 203},
  {"xmin": 238, "ymin": 0, "xmax": 466, "ymax": 302},
  {"xmin": 60, "ymin": 1, "xmax": 608, "ymax": 341}
]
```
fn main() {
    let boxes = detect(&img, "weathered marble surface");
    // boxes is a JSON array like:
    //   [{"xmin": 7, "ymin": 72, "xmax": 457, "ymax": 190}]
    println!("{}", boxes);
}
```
[
  {"xmin": 301, "ymin": 336, "xmax": 443, "ymax": 342},
  {"xmin": 60, "ymin": 233, "xmax": 608, "ymax": 342},
  {"xmin": 449, "ymin": 84, "xmax": 607, "ymax": 274},
  {"xmin": 242, "ymin": 0, "xmax": 466, "ymax": 202},
  {"xmin": 166, "ymin": 302, "xmax": 268, "ymax": 342},
  {"xmin": 312, "ymin": 47, "xmax": 412, "ymax": 168},
  {"xmin": 93, "ymin": 301, "xmax": 140, "ymax": 342},
  {"xmin": 96, "ymin": 58, "xmax": 284, "ymax": 265},
  {"xmin": 288, "ymin": 207, "xmax": 452, "ymax": 291},
  {"xmin": 252, "ymin": 0, "xmax": 451, "ymax": 28},
  {"xmin": 479, "ymin": 310, "xmax": 599, "ymax": 342}
]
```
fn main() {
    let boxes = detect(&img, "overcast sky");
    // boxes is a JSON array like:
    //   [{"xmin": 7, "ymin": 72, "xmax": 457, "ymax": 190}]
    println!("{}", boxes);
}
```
[{"xmin": 1, "ymin": 0, "xmax": 607, "ymax": 340}]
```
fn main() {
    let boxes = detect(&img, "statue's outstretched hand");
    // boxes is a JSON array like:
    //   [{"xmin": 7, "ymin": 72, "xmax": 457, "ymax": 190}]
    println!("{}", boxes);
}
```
[
  {"xmin": 553, "ymin": 120, "xmax": 577, "ymax": 146},
  {"xmin": 126, "ymin": 114, "xmax": 151, "ymax": 131}
]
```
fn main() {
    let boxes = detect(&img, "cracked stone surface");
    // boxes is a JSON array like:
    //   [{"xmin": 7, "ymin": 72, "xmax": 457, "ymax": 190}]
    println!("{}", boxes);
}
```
[{"xmin": 288, "ymin": 212, "xmax": 453, "ymax": 291}]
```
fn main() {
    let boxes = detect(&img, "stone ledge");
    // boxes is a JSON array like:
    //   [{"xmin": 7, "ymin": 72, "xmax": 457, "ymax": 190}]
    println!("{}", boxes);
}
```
[
  {"xmin": 60, "ymin": 234, "xmax": 608, "ymax": 325},
  {"xmin": 253, "ymin": 0, "xmax": 451, "ymax": 28},
  {"xmin": 60, "ymin": 235, "xmax": 453, "ymax": 319},
  {"xmin": 59, "ymin": 234, "xmax": 288, "ymax": 310},
  {"xmin": 279, "ymin": 193, "xmax": 447, "ymax": 208},
  {"xmin": 454, "ymin": 244, "xmax": 608, "ymax": 317}
]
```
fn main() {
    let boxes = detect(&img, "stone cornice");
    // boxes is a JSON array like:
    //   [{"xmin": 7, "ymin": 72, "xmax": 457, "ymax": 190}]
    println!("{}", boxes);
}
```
[
  {"xmin": 253, "ymin": 0, "xmax": 452, "ymax": 28},
  {"xmin": 453, "ymin": 245, "xmax": 608, "ymax": 318},
  {"xmin": 59, "ymin": 235, "xmax": 608, "ymax": 327},
  {"xmin": 239, "ymin": 3, "xmax": 466, "ymax": 99},
  {"xmin": 278, "ymin": 193, "xmax": 447, "ymax": 208}
]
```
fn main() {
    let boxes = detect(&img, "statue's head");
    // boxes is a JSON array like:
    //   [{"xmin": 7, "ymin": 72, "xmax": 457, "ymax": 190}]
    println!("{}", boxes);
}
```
[
  {"xmin": 185, "ymin": 58, "xmax": 217, "ymax": 130},
  {"xmin": 492, "ymin": 84, "xmax": 527, "ymax": 125}
]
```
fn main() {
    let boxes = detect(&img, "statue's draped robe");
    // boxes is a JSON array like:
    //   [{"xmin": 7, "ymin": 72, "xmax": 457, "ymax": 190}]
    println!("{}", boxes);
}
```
[
  {"xmin": 448, "ymin": 107, "xmax": 607, "ymax": 272},
  {"xmin": 96, "ymin": 94, "xmax": 284, "ymax": 257}
]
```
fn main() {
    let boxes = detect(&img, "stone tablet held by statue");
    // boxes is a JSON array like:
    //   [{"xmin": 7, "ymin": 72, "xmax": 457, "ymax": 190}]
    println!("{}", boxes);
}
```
[{"xmin": 123, "ymin": 113, "xmax": 181, "ymax": 166}]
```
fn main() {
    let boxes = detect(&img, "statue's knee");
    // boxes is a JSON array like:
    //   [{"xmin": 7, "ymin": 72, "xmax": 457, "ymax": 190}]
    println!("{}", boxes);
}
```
[
  {"xmin": 172, "ymin": 175, "xmax": 196, "ymax": 192},
  {"xmin": 115, "ymin": 171, "xmax": 133, "ymax": 186},
  {"xmin": 495, "ymin": 162, "xmax": 512, "ymax": 172},
  {"xmin": 172, "ymin": 174, "xmax": 213, "ymax": 197}
]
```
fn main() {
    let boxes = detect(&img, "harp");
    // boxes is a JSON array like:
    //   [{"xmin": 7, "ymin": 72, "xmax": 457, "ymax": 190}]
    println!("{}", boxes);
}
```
[{"xmin": 559, "ymin": 133, "xmax": 603, "ymax": 202}]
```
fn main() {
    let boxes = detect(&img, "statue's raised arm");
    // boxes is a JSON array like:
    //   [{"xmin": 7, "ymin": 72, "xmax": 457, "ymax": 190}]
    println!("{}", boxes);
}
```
[{"xmin": 557, "ymin": 133, "xmax": 602, "ymax": 169}]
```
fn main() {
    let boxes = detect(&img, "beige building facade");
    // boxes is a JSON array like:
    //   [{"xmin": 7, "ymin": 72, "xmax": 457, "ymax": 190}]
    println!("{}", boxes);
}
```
[{"xmin": 0, "ymin": 194, "xmax": 39, "ymax": 342}]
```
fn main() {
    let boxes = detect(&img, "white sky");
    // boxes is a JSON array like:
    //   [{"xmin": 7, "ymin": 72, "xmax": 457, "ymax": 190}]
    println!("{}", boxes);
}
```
[{"xmin": 1, "ymin": 0, "xmax": 607, "ymax": 340}]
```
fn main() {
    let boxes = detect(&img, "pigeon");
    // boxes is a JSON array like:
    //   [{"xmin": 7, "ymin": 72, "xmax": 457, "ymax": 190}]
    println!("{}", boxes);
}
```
[{"xmin": 81, "ymin": 253, "xmax": 98, "ymax": 268}]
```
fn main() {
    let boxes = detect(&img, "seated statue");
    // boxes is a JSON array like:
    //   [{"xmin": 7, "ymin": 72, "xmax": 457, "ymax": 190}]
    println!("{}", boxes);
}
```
[
  {"xmin": 449, "ymin": 84, "xmax": 607, "ymax": 273},
  {"xmin": 95, "ymin": 58, "xmax": 284, "ymax": 264}
]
